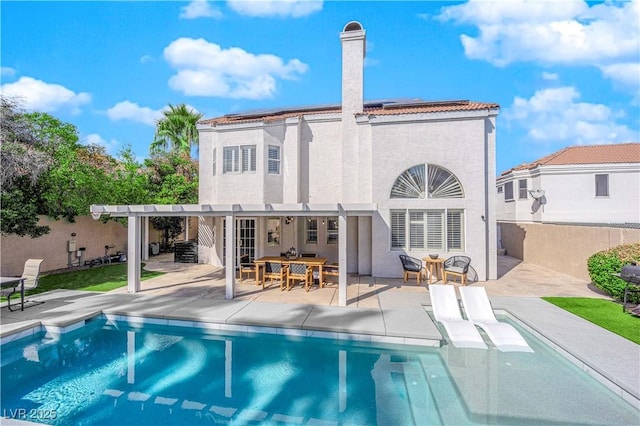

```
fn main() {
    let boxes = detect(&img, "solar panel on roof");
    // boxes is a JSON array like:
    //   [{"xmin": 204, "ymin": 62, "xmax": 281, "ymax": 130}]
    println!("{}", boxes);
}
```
[{"xmin": 222, "ymin": 98, "xmax": 424, "ymax": 120}]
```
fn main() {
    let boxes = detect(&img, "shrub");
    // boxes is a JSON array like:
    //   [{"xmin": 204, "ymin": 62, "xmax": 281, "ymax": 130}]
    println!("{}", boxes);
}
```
[{"xmin": 587, "ymin": 243, "xmax": 640, "ymax": 303}]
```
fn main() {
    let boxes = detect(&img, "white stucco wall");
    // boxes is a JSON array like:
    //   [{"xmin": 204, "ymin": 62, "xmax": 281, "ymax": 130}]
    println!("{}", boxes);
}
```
[
  {"xmin": 305, "ymin": 116, "xmax": 343, "ymax": 203},
  {"xmin": 369, "ymin": 113, "xmax": 495, "ymax": 280}
]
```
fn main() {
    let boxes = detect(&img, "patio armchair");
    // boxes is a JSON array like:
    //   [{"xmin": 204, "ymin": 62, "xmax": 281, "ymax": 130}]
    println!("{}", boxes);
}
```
[
  {"xmin": 264, "ymin": 261, "xmax": 287, "ymax": 290},
  {"xmin": 399, "ymin": 255, "xmax": 424, "ymax": 284},
  {"xmin": 322, "ymin": 263, "xmax": 339, "ymax": 287},
  {"xmin": 1, "ymin": 258, "xmax": 44, "ymax": 311},
  {"xmin": 443, "ymin": 256, "xmax": 471, "ymax": 285},
  {"xmin": 286, "ymin": 262, "xmax": 313, "ymax": 292}
]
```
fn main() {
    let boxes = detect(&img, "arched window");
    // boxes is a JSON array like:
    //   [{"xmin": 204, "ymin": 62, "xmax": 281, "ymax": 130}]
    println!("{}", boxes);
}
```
[{"xmin": 390, "ymin": 164, "xmax": 463, "ymax": 199}]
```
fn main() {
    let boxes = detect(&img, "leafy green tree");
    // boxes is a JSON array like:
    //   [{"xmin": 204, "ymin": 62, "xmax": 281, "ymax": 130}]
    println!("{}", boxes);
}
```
[
  {"xmin": 150, "ymin": 103, "xmax": 203, "ymax": 157},
  {"xmin": 110, "ymin": 145, "xmax": 152, "ymax": 206},
  {"xmin": 0, "ymin": 96, "xmax": 52, "ymax": 188},
  {"xmin": 145, "ymin": 152, "xmax": 199, "ymax": 249},
  {"xmin": 28, "ymin": 113, "xmax": 111, "ymax": 221},
  {"xmin": 1, "ymin": 98, "xmax": 113, "ymax": 237}
]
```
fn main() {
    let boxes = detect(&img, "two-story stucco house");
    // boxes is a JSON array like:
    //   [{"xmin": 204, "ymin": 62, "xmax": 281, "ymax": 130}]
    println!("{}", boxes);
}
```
[
  {"xmin": 496, "ymin": 143, "xmax": 640, "ymax": 225},
  {"xmin": 91, "ymin": 21, "xmax": 500, "ymax": 305},
  {"xmin": 196, "ymin": 22, "xmax": 499, "ymax": 288}
]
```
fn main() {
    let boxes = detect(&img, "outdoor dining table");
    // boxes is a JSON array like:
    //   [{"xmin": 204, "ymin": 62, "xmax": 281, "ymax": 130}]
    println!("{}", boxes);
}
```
[
  {"xmin": 253, "ymin": 256, "xmax": 328, "ymax": 288},
  {"xmin": 422, "ymin": 257, "xmax": 445, "ymax": 284},
  {"xmin": 1, "ymin": 276, "xmax": 27, "ymax": 311}
]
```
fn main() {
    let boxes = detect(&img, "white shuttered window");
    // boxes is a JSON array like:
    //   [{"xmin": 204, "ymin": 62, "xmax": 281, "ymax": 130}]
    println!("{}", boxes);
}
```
[
  {"xmin": 223, "ymin": 145, "xmax": 256, "ymax": 174},
  {"xmin": 241, "ymin": 145, "xmax": 256, "ymax": 173},
  {"xmin": 391, "ymin": 210, "xmax": 406, "ymax": 249},
  {"xmin": 268, "ymin": 145, "xmax": 280, "ymax": 174},
  {"xmin": 391, "ymin": 209, "xmax": 464, "ymax": 252},
  {"xmin": 447, "ymin": 210, "xmax": 463, "ymax": 250},
  {"xmin": 223, "ymin": 147, "xmax": 239, "ymax": 173},
  {"xmin": 426, "ymin": 211, "xmax": 444, "ymax": 251}
]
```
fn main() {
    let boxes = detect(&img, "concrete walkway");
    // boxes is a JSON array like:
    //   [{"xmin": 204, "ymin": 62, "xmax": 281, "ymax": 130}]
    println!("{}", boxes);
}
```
[{"xmin": 0, "ymin": 255, "xmax": 637, "ymax": 411}]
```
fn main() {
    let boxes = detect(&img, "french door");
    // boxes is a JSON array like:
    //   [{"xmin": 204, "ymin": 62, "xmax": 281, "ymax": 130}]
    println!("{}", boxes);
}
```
[{"xmin": 223, "ymin": 218, "xmax": 256, "ymax": 266}]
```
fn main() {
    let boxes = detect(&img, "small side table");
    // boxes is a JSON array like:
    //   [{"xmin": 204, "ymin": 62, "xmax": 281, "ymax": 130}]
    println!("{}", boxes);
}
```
[{"xmin": 422, "ymin": 257, "xmax": 445, "ymax": 284}]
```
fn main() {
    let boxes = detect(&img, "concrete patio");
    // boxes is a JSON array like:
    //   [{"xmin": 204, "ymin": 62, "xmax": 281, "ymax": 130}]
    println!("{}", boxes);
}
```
[{"xmin": 104, "ymin": 254, "xmax": 610, "ymax": 307}]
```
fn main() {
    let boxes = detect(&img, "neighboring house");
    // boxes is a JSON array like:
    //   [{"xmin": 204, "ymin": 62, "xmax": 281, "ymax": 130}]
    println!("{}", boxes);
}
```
[
  {"xmin": 91, "ymin": 21, "xmax": 500, "ymax": 304},
  {"xmin": 496, "ymin": 143, "xmax": 640, "ymax": 225},
  {"xmin": 496, "ymin": 143, "xmax": 640, "ymax": 281}
]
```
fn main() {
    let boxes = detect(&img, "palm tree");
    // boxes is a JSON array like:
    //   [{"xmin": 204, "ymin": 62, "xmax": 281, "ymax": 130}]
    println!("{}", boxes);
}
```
[{"xmin": 151, "ymin": 104, "xmax": 203, "ymax": 157}]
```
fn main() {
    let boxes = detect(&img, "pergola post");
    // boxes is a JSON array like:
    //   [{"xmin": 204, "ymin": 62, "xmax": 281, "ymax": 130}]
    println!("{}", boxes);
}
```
[
  {"xmin": 142, "ymin": 217, "xmax": 149, "ymax": 261},
  {"xmin": 225, "ymin": 214, "xmax": 236, "ymax": 299},
  {"xmin": 127, "ymin": 216, "xmax": 141, "ymax": 293},
  {"xmin": 338, "ymin": 207, "xmax": 348, "ymax": 306}
]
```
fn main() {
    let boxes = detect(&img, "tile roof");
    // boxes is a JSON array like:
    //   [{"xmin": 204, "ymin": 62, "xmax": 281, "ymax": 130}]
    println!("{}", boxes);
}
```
[
  {"xmin": 501, "ymin": 143, "xmax": 640, "ymax": 175},
  {"xmin": 200, "ymin": 99, "xmax": 499, "ymax": 126}
]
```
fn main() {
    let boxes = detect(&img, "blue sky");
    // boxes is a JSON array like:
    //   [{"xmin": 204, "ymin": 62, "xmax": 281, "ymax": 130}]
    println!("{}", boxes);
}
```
[{"xmin": 2, "ymin": 0, "xmax": 638, "ymax": 174}]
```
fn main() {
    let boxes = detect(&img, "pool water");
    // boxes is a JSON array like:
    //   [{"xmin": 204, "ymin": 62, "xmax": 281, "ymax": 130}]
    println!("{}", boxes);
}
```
[{"xmin": 1, "ymin": 317, "xmax": 638, "ymax": 425}]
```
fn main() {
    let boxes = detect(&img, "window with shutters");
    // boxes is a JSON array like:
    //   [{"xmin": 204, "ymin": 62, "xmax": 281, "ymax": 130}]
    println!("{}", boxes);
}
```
[
  {"xmin": 390, "ymin": 210, "xmax": 406, "ymax": 249},
  {"xmin": 223, "ymin": 147, "xmax": 239, "ymax": 173},
  {"xmin": 241, "ymin": 145, "xmax": 256, "ymax": 173},
  {"xmin": 391, "ymin": 209, "xmax": 464, "ymax": 252},
  {"xmin": 212, "ymin": 148, "xmax": 216, "ymax": 176},
  {"xmin": 518, "ymin": 179, "xmax": 528, "ymax": 199},
  {"xmin": 268, "ymin": 145, "xmax": 280, "ymax": 174},
  {"xmin": 223, "ymin": 145, "xmax": 256, "ymax": 174},
  {"xmin": 390, "ymin": 164, "xmax": 463, "ymax": 199},
  {"xmin": 447, "ymin": 210, "xmax": 463, "ymax": 251},
  {"xmin": 426, "ymin": 211, "xmax": 444, "ymax": 251}
]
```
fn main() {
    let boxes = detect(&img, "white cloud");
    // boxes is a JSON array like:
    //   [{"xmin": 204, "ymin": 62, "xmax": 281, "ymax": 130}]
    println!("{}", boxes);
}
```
[
  {"xmin": 1, "ymin": 66, "xmax": 16, "ymax": 77},
  {"xmin": 438, "ymin": 0, "xmax": 640, "ymax": 89},
  {"xmin": 180, "ymin": 0, "xmax": 223, "ymax": 19},
  {"xmin": 106, "ymin": 101, "xmax": 163, "ymax": 126},
  {"xmin": 0, "ymin": 76, "xmax": 91, "ymax": 113},
  {"xmin": 163, "ymin": 37, "xmax": 308, "ymax": 99},
  {"xmin": 140, "ymin": 55, "xmax": 154, "ymax": 64},
  {"xmin": 542, "ymin": 72, "xmax": 558, "ymax": 81},
  {"xmin": 505, "ymin": 86, "xmax": 638, "ymax": 144},
  {"xmin": 83, "ymin": 133, "xmax": 120, "ymax": 155},
  {"xmin": 227, "ymin": 0, "xmax": 322, "ymax": 18},
  {"xmin": 599, "ymin": 63, "xmax": 640, "ymax": 90}
]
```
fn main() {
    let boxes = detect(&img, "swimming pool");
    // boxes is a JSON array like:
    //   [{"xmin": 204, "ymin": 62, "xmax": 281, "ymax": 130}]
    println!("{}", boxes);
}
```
[{"xmin": 1, "ymin": 316, "xmax": 638, "ymax": 425}]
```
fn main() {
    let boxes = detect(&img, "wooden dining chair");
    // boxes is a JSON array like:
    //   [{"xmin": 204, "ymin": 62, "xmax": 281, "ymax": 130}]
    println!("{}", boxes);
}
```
[
  {"xmin": 322, "ymin": 263, "xmax": 339, "ymax": 287},
  {"xmin": 238, "ymin": 254, "xmax": 256, "ymax": 285},
  {"xmin": 263, "ymin": 261, "xmax": 287, "ymax": 290},
  {"xmin": 286, "ymin": 262, "xmax": 313, "ymax": 291}
]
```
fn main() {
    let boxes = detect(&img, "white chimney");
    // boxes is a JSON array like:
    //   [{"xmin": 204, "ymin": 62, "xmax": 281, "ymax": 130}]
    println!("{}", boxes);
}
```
[
  {"xmin": 340, "ymin": 21, "xmax": 366, "ymax": 203},
  {"xmin": 340, "ymin": 21, "xmax": 366, "ymax": 115}
]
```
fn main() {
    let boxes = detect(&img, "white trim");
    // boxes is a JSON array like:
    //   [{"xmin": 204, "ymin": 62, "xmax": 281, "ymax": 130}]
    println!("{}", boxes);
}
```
[
  {"xmin": 366, "ymin": 108, "xmax": 499, "ymax": 125},
  {"xmin": 90, "ymin": 203, "xmax": 377, "ymax": 218}
]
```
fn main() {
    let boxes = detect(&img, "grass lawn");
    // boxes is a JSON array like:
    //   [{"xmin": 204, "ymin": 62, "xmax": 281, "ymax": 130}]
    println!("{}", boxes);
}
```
[
  {"xmin": 542, "ymin": 297, "xmax": 640, "ymax": 344},
  {"xmin": 2, "ymin": 263, "xmax": 164, "ymax": 300}
]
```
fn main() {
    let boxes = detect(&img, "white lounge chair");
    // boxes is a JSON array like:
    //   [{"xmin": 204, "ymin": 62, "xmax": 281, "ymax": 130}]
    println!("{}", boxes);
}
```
[
  {"xmin": 429, "ymin": 285, "xmax": 487, "ymax": 349},
  {"xmin": 459, "ymin": 286, "xmax": 534, "ymax": 353},
  {"xmin": 1, "ymin": 258, "xmax": 44, "ymax": 311}
]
